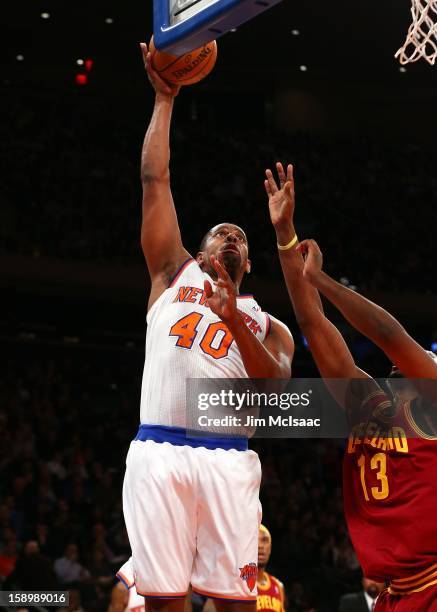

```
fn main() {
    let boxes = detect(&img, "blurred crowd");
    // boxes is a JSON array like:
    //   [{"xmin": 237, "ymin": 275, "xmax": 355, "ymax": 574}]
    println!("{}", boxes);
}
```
[
  {"xmin": 1, "ymin": 88, "xmax": 436, "ymax": 293},
  {"xmin": 0, "ymin": 343, "xmax": 362, "ymax": 611},
  {"xmin": 0, "ymin": 343, "xmax": 137, "ymax": 611}
]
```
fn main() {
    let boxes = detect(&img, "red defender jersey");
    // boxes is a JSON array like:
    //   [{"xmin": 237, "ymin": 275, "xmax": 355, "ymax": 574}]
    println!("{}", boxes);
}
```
[
  {"xmin": 257, "ymin": 572, "xmax": 284, "ymax": 612},
  {"xmin": 343, "ymin": 387, "xmax": 437, "ymax": 582}
]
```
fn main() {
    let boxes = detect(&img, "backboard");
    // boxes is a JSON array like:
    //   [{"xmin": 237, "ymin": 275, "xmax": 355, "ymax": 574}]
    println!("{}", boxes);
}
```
[{"xmin": 154, "ymin": 0, "xmax": 283, "ymax": 55}]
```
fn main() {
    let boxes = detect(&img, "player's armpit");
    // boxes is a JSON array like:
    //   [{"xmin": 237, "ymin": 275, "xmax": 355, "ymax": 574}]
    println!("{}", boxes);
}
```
[
  {"xmin": 385, "ymin": 335, "xmax": 437, "ymax": 402},
  {"xmin": 262, "ymin": 317, "xmax": 294, "ymax": 379},
  {"xmin": 344, "ymin": 374, "xmax": 390, "ymax": 426}
]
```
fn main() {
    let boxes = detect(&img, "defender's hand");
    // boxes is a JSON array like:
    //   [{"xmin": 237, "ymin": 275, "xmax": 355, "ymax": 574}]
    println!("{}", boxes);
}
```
[
  {"xmin": 264, "ymin": 162, "xmax": 295, "ymax": 229},
  {"xmin": 204, "ymin": 256, "xmax": 238, "ymax": 324},
  {"xmin": 140, "ymin": 42, "xmax": 180, "ymax": 97},
  {"xmin": 297, "ymin": 239, "xmax": 324, "ymax": 283}
]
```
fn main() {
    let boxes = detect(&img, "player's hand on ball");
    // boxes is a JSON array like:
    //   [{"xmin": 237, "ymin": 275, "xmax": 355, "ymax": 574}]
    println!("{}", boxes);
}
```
[
  {"xmin": 204, "ymin": 255, "xmax": 238, "ymax": 324},
  {"xmin": 264, "ymin": 163, "xmax": 295, "ymax": 229},
  {"xmin": 140, "ymin": 42, "xmax": 180, "ymax": 97},
  {"xmin": 297, "ymin": 239, "xmax": 324, "ymax": 283}
]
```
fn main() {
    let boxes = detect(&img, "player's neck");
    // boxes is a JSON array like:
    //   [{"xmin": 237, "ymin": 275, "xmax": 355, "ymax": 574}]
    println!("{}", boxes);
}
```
[
  {"xmin": 257, "ymin": 568, "xmax": 268, "ymax": 582},
  {"xmin": 228, "ymin": 272, "xmax": 243, "ymax": 295},
  {"xmin": 201, "ymin": 260, "xmax": 245, "ymax": 293},
  {"xmin": 209, "ymin": 272, "xmax": 242, "ymax": 295}
]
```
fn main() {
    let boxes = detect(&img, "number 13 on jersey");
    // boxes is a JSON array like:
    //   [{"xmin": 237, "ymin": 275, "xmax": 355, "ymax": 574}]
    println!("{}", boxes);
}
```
[{"xmin": 358, "ymin": 453, "xmax": 390, "ymax": 501}]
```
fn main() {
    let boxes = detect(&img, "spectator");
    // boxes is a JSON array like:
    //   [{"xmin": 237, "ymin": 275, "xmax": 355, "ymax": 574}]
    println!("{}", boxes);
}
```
[
  {"xmin": 91, "ymin": 524, "xmax": 114, "ymax": 563},
  {"xmin": 87, "ymin": 548, "xmax": 113, "ymax": 587},
  {"xmin": 338, "ymin": 577, "xmax": 385, "ymax": 611},
  {"xmin": 54, "ymin": 544, "xmax": 90, "ymax": 585},
  {"xmin": 34, "ymin": 522, "xmax": 50, "ymax": 554},
  {"xmin": 0, "ymin": 538, "xmax": 18, "ymax": 581},
  {"xmin": 9, "ymin": 540, "xmax": 57, "ymax": 590}
]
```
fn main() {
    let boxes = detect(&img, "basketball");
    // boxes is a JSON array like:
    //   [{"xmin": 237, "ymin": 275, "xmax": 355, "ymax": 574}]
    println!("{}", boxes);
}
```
[{"xmin": 149, "ymin": 37, "xmax": 217, "ymax": 86}]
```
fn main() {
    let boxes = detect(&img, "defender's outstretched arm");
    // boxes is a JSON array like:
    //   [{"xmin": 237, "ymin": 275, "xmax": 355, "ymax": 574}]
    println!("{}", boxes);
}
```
[
  {"xmin": 265, "ymin": 163, "xmax": 371, "ymax": 406},
  {"xmin": 299, "ymin": 238, "xmax": 437, "ymax": 382}
]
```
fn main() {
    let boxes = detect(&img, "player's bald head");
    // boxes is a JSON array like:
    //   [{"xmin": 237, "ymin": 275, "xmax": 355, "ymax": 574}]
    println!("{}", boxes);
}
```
[
  {"xmin": 259, "ymin": 524, "xmax": 272, "ymax": 542},
  {"xmin": 258, "ymin": 524, "xmax": 272, "ymax": 569}
]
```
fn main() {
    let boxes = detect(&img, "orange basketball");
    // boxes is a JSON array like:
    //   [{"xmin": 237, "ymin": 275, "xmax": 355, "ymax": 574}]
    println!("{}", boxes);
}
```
[{"xmin": 149, "ymin": 37, "xmax": 217, "ymax": 86}]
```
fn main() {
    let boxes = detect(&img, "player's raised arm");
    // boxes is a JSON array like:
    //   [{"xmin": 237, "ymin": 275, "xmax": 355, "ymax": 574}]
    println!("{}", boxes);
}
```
[
  {"xmin": 265, "ymin": 163, "xmax": 371, "ymax": 406},
  {"xmin": 299, "ymin": 239, "xmax": 437, "ymax": 387},
  {"xmin": 139, "ymin": 43, "xmax": 191, "ymax": 309}
]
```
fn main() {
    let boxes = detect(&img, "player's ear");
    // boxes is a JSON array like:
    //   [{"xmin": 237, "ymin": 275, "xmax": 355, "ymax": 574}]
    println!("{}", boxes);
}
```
[
  {"xmin": 246, "ymin": 258, "xmax": 251, "ymax": 274},
  {"xmin": 196, "ymin": 251, "xmax": 204, "ymax": 266}
]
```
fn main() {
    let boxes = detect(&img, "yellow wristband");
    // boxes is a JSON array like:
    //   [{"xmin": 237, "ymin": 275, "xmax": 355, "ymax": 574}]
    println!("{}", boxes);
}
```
[{"xmin": 277, "ymin": 234, "xmax": 298, "ymax": 251}]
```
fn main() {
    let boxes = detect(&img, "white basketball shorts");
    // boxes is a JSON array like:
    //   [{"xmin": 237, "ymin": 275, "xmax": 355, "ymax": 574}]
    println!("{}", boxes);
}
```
[{"xmin": 122, "ymin": 425, "xmax": 262, "ymax": 601}]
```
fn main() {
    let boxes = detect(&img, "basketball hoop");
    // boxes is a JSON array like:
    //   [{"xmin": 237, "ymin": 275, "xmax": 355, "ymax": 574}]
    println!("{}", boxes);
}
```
[{"xmin": 395, "ymin": 0, "xmax": 437, "ymax": 65}]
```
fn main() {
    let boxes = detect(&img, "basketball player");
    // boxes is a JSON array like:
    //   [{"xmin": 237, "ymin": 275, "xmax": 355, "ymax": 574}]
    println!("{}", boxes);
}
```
[
  {"xmin": 264, "ymin": 163, "xmax": 437, "ymax": 611},
  {"xmin": 257, "ymin": 525, "xmax": 285, "ymax": 612},
  {"xmin": 121, "ymin": 45, "xmax": 294, "ymax": 612}
]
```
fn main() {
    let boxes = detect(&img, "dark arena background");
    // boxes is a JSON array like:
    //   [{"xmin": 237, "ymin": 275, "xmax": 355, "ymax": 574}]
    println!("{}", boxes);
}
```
[{"xmin": 1, "ymin": 1, "xmax": 437, "ymax": 611}]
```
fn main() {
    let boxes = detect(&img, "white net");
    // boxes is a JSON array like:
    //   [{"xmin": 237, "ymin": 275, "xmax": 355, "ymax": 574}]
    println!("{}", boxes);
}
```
[{"xmin": 395, "ymin": 0, "xmax": 437, "ymax": 65}]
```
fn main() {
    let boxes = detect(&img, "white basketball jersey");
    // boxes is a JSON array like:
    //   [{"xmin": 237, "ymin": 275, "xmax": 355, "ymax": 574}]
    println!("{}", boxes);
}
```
[{"xmin": 140, "ymin": 259, "xmax": 271, "ymax": 428}]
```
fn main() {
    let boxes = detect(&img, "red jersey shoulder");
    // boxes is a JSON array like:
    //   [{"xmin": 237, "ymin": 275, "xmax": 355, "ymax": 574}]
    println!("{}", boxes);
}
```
[{"xmin": 257, "ymin": 573, "xmax": 284, "ymax": 612}]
